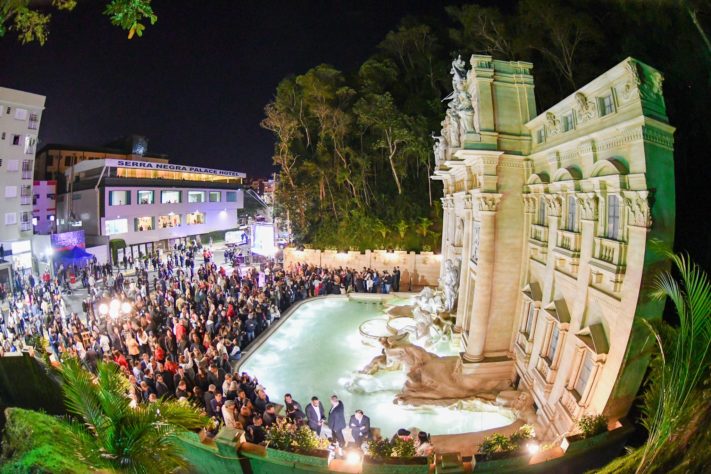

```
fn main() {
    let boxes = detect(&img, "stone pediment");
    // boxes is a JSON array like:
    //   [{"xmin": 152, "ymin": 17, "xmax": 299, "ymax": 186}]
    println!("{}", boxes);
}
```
[
  {"xmin": 544, "ymin": 299, "xmax": 571, "ymax": 324},
  {"xmin": 576, "ymin": 323, "xmax": 609, "ymax": 355},
  {"xmin": 522, "ymin": 282, "xmax": 542, "ymax": 302}
]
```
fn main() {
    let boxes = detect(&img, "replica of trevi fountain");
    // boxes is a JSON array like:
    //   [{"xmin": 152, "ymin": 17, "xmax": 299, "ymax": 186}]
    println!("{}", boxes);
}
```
[{"xmin": 239, "ymin": 258, "xmax": 536, "ymax": 442}]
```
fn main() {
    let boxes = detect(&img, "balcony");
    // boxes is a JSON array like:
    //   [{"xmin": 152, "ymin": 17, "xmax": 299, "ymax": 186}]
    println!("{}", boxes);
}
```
[
  {"xmin": 528, "ymin": 224, "xmax": 549, "ymax": 264},
  {"xmin": 534, "ymin": 357, "xmax": 556, "ymax": 395},
  {"xmin": 590, "ymin": 237, "xmax": 627, "ymax": 294},
  {"xmin": 560, "ymin": 388, "xmax": 583, "ymax": 419},
  {"xmin": 553, "ymin": 229, "xmax": 582, "ymax": 276}
]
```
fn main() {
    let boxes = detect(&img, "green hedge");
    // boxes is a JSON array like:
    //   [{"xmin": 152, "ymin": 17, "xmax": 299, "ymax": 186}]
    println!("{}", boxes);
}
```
[{"xmin": 0, "ymin": 408, "xmax": 93, "ymax": 474}]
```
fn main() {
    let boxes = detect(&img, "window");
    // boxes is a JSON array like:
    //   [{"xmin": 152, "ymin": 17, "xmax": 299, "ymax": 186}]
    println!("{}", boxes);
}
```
[
  {"xmin": 5, "ymin": 186, "xmax": 17, "ymax": 198},
  {"xmin": 28, "ymin": 113, "xmax": 39, "ymax": 130},
  {"xmin": 536, "ymin": 128, "xmax": 545, "ymax": 144},
  {"xmin": 158, "ymin": 214, "xmax": 181, "ymax": 228},
  {"xmin": 537, "ymin": 196, "xmax": 547, "ymax": 225},
  {"xmin": 6, "ymin": 160, "xmax": 19, "ymax": 172},
  {"xmin": 20, "ymin": 212, "xmax": 31, "ymax": 231},
  {"xmin": 21, "ymin": 160, "xmax": 32, "ymax": 179},
  {"xmin": 11, "ymin": 134, "xmax": 21, "ymax": 146},
  {"xmin": 14, "ymin": 108, "xmax": 28, "ymax": 120},
  {"xmin": 546, "ymin": 324, "xmax": 560, "ymax": 364},
  {"xmin": 1, "ymin": 132, "xmax": 5, "ymax": 140},
  {"xmin": 187, "ymin": 191, "xmax": 205, "ymax": 203},
  {"xmin": 574, "ymin": 353, "xmax": 594, "ymax": 397},
  {"xmin": 108, "ymin": 190, "xmax": 131, "ymax": 206},
  {"xmin": 209, "ymin": 191, "xmax": 221, "ymax": 202},
  {"xmin": 606, "ymin": 195, "xmax": 620, "ymax": 240},
  {"xmin": 186, "ymin": 211, "xmax": 205, "ymax": 225},
  {"xmin": 226, "ymin": 191, "xmax": 237, "ymax": 202},
  {"xmin": 20, "ymin": 185, "xmax": 31, "ymax": 205},
  {"xmin": 566, "ymin": 195, "xmax": 577, "ymax": 231},
  {"xmin": 105, "ymin": 218, "xmax": 128, "ymax": 235},
  {"xmin": 562, "ymin": 112, "xmax": 574, "ymax": 132},
  {"xmin": 525, "ymin": 304, "xmax": 536, "ymax": 336},
  {"xmin": 6, "ymin": 107, "xmax": 11, "ymax": 114},
  {"xmin": 137, "ymin": 190, "xmax": 154, "ymax": 204},
  {"xmin": 4, "ymin": 213, "xmax": 16, "ymax": 225},
  {"xmin": 161, "ymin": 190, "xmax": 181, "ymax": 204},
  {"xmin": 134, "ymin": 216, "xmax": 154, "ymax": 231},
  {"xmin": 24, "ymin": 136, "xmax": 37, "ymax": 155},
  {"xmin": 598, "ymin": 94, "xmax": 614, "ymax": 116}
]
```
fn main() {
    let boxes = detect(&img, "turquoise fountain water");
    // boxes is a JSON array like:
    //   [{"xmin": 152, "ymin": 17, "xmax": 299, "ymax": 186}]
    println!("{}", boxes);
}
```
[{"xmin": 239, "ymin": 297, "xmax": 515, "ymax": 437}]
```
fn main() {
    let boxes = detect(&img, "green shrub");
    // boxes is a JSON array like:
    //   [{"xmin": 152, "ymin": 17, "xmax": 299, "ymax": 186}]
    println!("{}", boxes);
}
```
[
  {"xmin": 577, "ymin": 414, "xmax": 608, "ymax": 438},
  {"xmin": 367, "ymin": 438, "xmax": 394, "ymax": 459},
  {"xmin": 392, "ymin": 437, "xmax": 417, "ymax": 457},
  {"xmin": 479, "ymin": 425, "xmax": 536, "ymax": 460},
  {"xmin": 293, "ymin": 425, "xmax": 329, "ymax": 451},
  {"xmin": 265, "ymin": 422, "xmax": 295, "ymax": 451}
]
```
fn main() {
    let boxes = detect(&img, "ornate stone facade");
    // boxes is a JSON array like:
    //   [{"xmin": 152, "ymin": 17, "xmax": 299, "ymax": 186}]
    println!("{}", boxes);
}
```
[{"xmin": 432, "ymin": 56, "xmax": 675, "ymax": 440}]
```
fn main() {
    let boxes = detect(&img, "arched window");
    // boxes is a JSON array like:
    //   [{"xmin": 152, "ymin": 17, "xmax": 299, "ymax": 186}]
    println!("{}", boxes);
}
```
[
  {"xmin": 566, "ymin": 195, "xmax": 577, "ymax": 231},
  {"xmin": 537, "ymin": 196, "xmax": 547, "ymax": 225},
  {"xmin": 606, "ymin": 195, "xmax": 620, "ymax": 239}
]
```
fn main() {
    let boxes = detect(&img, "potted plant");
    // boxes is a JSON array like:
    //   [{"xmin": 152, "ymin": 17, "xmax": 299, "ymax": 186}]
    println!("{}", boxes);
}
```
[
  {"xmin": 264, "ymin": 423, "xmax": 329, "ymax": 468},
  {"xmin": 474, "ymin": 424, "xmax": 537, "ymax": 472},
  {"xmin": 563, "ymin": 414, "xmax": 620, "ymax": 456},
  {"xmin": 363, "ymin": 437, "xmax": 429, "ymax": 473}
]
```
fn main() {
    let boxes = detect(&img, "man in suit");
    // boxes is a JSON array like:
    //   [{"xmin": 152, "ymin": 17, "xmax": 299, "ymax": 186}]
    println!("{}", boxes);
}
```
[
  {"xmin": 328, "ymin": 395, "xmax": 346, "ymax": 447},
  {"xmin": 306, "ymin": 396, "xmax": 326, "ymax": 435},
  {"xmin": 349, "ymin": 409, "xmax": 371, "ymax": 448}
]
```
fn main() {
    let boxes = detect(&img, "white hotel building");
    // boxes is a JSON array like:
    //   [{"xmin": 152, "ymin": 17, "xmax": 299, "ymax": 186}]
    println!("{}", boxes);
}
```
[
  {"xmin": 59, "ymin": 158, "xmax": 245, "ymax": 259},
  {"xmin": 0, "ymin": 87, "xmax": 45, "ymax": 279}
]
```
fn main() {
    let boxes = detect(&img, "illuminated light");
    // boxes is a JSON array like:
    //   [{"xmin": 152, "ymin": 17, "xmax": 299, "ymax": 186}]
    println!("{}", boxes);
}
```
[
  {"xmin": 45, "ymin": 248, "xmax": 54, "ymax": 257},
  {"xmin": 526, "ymin": 442, "xmax": 540, "ymax": 455},
  {"xmin": 345, "ymin": 450, "xmax": 362, "ymax": 465},
  {"xmin": 121, "ymin": 302, "xmax": 132, "ymax": 314},
  {"xmin": 98, "ymin": 303, "xmax": 108, "ymax": 315},
  {"xmin": 109, "ymin": 299, "xmax": 121, "ymax": 319}
]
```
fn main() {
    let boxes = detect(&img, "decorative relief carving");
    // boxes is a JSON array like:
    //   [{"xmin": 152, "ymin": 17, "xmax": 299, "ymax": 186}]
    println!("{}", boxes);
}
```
[
  {"xmin": 522, "ymin": 195, "xmax": 537, "ymax": 213},
  {"xmin": 545, "ymin": 112, "xmax": 561, "ymax": 137},
  {"xmin": 622, "ymin": 59, "xmax": 664, "ymax": 103},
  {"xmin": 544, "ymin": 194, "xmax": 563, "ymax": 217},
  {"xmin": 476, "ymin": 193, "xmax": 501, "ymax": 212},
  {"xmin": 623, "ymin": 190, "xmax": 653, "ymax": 228},
  {"xmin": 576, "ymin": 193, "xmax": 599, "ymax": 221},
  {"xmin": 574, "ymin": 92, "xmax": 596, "ymax": 123},
  {"xmin": 463, "ymin": 193, "xmax": 473, "ymax": 210}
]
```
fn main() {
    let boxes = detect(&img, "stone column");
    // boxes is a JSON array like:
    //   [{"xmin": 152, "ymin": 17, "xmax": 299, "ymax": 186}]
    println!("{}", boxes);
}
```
[
  {"xmin": 454, "ymin": 193, "xmax": 473, "ymax": 332},
  {"xmin": 463, "ymin": 193, "xmax": 501, "ymax": 362}
]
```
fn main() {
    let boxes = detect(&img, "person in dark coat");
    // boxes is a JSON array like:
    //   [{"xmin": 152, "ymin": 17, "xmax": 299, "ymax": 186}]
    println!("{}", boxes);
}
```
[
  {"xmin": 306, "ymin": 396, "xmax": 326, "ymax": 435},
  {"xmin": 349, "ymin": 410, "xmax": 371, "ymax": 448},
  {"xmin": 328, "ymin": 395, "xmax": 346, "ymax": 447}
]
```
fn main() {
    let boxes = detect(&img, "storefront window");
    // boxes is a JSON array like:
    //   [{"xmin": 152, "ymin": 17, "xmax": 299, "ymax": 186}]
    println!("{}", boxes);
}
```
[
  {"xmin": 158, "ymin": 214, "xmax": 181, "ymax": 228},
  {"xmin": 105, "ymin": 218, "xmax": 128, "ymax": 235},
  {"xmin": 226, "ymin": 191, "xmax": 237, "ymax": 202},
  {"xmin": 186, "ymin": 211, "xmax": 205, "ymax": 225},
  {"xmin": 134, "ymin": 216, "xmax": 154, "ymax": 231},
  {"xmin": 209, "ymin": 191, "xmax": 221, "ymax": 202}
]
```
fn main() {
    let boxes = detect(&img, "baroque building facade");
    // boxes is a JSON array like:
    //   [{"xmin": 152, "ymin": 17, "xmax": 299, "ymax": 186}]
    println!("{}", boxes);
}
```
[{"xmin": 433, "ymin": 55, "xmax": 675, "ymax": 439}]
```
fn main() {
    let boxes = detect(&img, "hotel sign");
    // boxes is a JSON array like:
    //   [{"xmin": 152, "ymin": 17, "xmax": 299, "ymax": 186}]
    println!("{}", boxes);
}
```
[{"xmin": 113, "ymin": 159, "xmax": 245, "ymax": 178}]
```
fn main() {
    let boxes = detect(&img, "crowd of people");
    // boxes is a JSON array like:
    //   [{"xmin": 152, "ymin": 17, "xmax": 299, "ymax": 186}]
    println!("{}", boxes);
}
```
[{"xmin": 0, "ymin": 240, "xmax": 433, "ymax": 457}]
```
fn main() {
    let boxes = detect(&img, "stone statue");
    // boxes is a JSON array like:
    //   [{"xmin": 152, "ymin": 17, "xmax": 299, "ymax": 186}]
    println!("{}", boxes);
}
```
[
  {"xmin": 446, "ymin": 108, "xmax": 461, "ymax": 148},
  {"xmin": 381, "ymin": 340, "xmax": 512, "ymax": 405},
  {"xmin": 440, "ymin": 258, "xmax": 460, "ymax": 313},
  {"xmin": 432, "ymin": 134, "xmax": 447, "ymax": 167},
  {"xmin": 414, "ymin": 287, "xmax": 445, "ymax": 315}
]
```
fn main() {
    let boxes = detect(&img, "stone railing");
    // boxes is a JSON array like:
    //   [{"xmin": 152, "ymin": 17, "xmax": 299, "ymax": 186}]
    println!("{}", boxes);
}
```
[
  {"xmin": 593, "ymin": 237, "xmax": 626, "ymax": 267},
  {"xmin": 530, "ymin": 224, "xmax": 549, "ymax": 244}
]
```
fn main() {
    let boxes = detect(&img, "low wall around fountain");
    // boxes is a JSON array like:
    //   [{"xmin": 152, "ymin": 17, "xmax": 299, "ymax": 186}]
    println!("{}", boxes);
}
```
[{"xmin": 283, "ymin": 248, "xmax": 442, "ymax": 289}]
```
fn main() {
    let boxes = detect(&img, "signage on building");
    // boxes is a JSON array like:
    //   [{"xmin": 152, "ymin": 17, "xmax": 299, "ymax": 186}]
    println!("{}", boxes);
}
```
[
  {"xmin": 113, "ymin": 159, "xmax": 244, "ymax": 178},
  {"xmin": 51, "ymin": 230, "xmax": 86, "ymax": 250}
]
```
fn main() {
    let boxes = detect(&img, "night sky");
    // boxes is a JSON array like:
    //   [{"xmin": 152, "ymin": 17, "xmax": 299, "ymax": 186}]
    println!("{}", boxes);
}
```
[{"xmin": 0, "ymin": 0, "xmax": 463, "ymax": 177}]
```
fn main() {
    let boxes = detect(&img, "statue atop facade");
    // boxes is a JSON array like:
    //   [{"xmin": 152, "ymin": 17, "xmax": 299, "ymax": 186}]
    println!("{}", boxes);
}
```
[{"xmin": 432, "ymin": 134, "xmax": 447, "ymax": 167}]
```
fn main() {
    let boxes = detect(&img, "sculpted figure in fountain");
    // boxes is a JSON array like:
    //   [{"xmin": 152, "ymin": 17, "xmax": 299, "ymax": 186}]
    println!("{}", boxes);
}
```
[{"xmin": 440, "ymin": 258, "xmax": 461, "ymax": 313}]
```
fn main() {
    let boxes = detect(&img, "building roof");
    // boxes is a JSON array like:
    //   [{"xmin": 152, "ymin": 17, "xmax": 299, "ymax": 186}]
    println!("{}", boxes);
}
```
[{"xmin": 36, "ymin": 143, "xmax": 168, "ymax": 160}]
